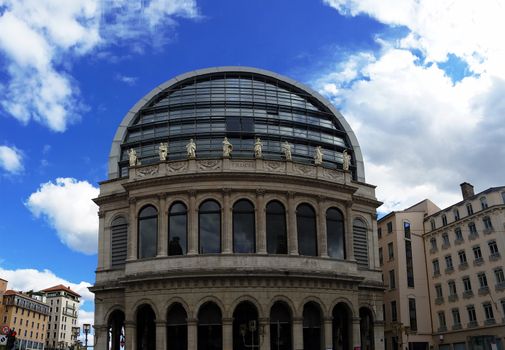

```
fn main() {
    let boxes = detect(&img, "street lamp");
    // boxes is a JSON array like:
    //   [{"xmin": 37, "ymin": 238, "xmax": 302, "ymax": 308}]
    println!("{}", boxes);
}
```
[{"xmin": 82, "ymin": 324, "xmax": 91, "ymax": 348}]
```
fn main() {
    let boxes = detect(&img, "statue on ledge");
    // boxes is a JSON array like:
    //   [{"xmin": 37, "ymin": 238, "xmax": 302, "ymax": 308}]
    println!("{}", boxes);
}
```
[
  {"xmin": 128, "ymin": 148, "xmax": 137, "ymax": 167},
  {"xmin": 222, "ymin": 137, "xmax": 233, "ymax": 158},
  {"xmin": 186, "ymin": 139, "xmax": 196, "ymax": 159},
  {"xmin": 314, "ymin": 146, "xmax": 323, "ymax": 165},
  {"xmin": 342, "ymin": 150, "xmax": 351, "ymax": 171},
  {"xmin": 282, "ymin": 141, "xmax": 292, "ymax": 161},
  {"xmin": 254, "ymin": 138, "xmax": 263, "ymax": 158},
  {"xmin": 159, "ymin": 142, "xmax": 168, "ymax": 161}
]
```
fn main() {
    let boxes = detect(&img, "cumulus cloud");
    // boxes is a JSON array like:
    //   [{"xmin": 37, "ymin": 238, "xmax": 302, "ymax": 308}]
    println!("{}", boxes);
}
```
[
  {"xmin": 115, "ymin": 73, "xmax": 138, "ymax": 85},
  {"xmin": 0, "ymin": 145, "xmax": 24, "ymax": 174},
  {"xmin": 26, "ymin": 178, "xmax": 99, "ymax": 254},
  {"xmin": 318, "ymin": 1, "xmax": 505, "ymax": 212},
  {"xmin": 0, "ymin": 0, "xmax": 199, "ymax": 132}
]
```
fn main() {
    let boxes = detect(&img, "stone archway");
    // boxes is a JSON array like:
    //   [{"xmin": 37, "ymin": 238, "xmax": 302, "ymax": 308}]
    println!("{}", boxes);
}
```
[
  {"xmin": 332, "ymin": 303, "xmax": 351, "ymax": 350},
  {"xmin": 107, "ymin": 310, "xmax": 125, "ymax": 350},
  {"xmin": 359, "ymin": 307, "xmax": 374, "ymax": 350},
  {"xmin": 137, "ymin": 304, "xmax": 156, "ymax": 350},
  {"xmin": 233, "ymin": 301, "xmax": 259, "ymax": 350}
]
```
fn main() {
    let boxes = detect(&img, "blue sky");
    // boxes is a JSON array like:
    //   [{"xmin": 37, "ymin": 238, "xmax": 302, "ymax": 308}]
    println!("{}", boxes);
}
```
[{"xmin": 1, "ymin": 0, "xmax": 504, "ymax": 329}]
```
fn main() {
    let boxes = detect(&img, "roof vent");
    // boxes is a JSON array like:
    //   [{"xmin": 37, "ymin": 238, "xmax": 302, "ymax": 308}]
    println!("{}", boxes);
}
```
[{"xmin": 460, "ymin": 182, "xmax": 475, "ymax": 200}]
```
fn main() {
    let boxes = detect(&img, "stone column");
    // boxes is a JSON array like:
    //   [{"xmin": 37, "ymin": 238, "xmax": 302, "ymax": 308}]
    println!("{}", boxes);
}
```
[
  {"xmin": 374, "ymin": 320, "xmax": 385, "ymax": 350},
  {"xmin": 256, "ymin": 189, "xmax": 267, "ymax": 254},
  {"xmin": 188, "ymin": 191, "xmax": 198, "ymax": 255},
  {"xmin": 259, "ymin": 317, "xmax": 270, "ymax": 350},
  {"xmin": 352, "ymin": 317, "xmax": 361, "ymax": 350},
  {"xmin": 318, "ymin": 198, "xmax": 329, "ymax": 258},
  {"xmin": 287, "ymin": 192, "xmax": 299, "ymax": 255},
  {"xmin": 345, "ymin": 201, "xmax": 355, "ymax": 261},
  {"xmin": 155, "ymin": 320, "xmax": 167, "ymax": 350},
  {"xmin": 223, "ymin": 317, "xmax": 234, "ymax": 350},
  {"xmin": 97, "ymin": 211, "xmax": 106, "ymax": 270},
  {"xmin": 293, "ymin": 317, "xmax": 303, "ymax": 350},
  {"xmin": 127, "ymin": 198, "xmax": 138, "ymax": 261},
  {"xmin": 125, "ymin": 321, "xmax": 136, "ymax": 350},
  {"xmin": 93, "ymin": 325, "xmax": 108, "ymax": 350},
  {"xmin": 157, "ymin": 195, "xmax": 168, "ymax": 257},
  {"xmin": 324, "ymin": 317, "xmax": 333, "ymax": 350},
  {"xmin": 223, "ymin": 188, "xmax": 232, "ymax": 253},
  {"xmin": 187, "ymin": 318, "xmax": 198, "ymax": 350}
]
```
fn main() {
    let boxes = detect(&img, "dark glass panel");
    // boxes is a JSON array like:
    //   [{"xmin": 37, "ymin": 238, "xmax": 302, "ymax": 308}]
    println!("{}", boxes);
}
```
[
  {"xmin": 199, "ymin": 200, "xmax": 221, "ymax": 254},
  {"xmin": 169, "ymin": 202, "xmax": 187, "ymax": 255},
  {"xmin": 139, "ymin": 205, "xmax": 157, "ymax": 218},
  {"xmin": 233, "ymin": 302, "xmax": 259, "ymax": 350},
  {"xmin": 327, "ymin": 208, "xmax": 345, "ymax": 259},
  {"xmin": 332, "ymin": 304, "xmax": 350, "ymax": 350},
  {"xmin": 270, "ymin": 301, "xmax": 292, "ymax": 350},
  {"xmin": 303, "ymin": 303, "xmax": 321, "ymax": 350},
  {"xmin": 266, "ymin": 201, "xmax": 287, "ymax": 254},
  {"xmin": 137, "ymin": 305, "xmax": 156, "ymax": 350},
  {"xmin": 167, "ymin": 304, "xmax": 188, "ymax": 350},
  {"xmin": 233, "ymin": 200, "xmax": 255, "ymax": 253},
  {"xmin": 297, "ymin": 204, "xmax": 317, "ymax": 256},
  {"xmin": 198, "ymin": 303, "xmax": 222, "ymax": 350},
  {"xmin": 138, "ymin": 206, "xmax": 158, "ymax": 259}
]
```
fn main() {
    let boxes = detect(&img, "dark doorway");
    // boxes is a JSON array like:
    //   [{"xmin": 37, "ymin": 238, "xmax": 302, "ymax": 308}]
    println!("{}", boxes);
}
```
[
  {"xmin": 303, "ymin": 302, "xmax": 322, "ymax": 350},
  {"xmin": 233, "ymin": 302, "xmax": 259, "ymax": 350},
  {"xmin": 107, "ymin": 310, "xmax": 125, "ymax": 350},
  {"xmin": 137, "ymin": 304, "xmax": 156, "ymax": 350},
  {"xmin": 359, "ymin": 307, "xmax": 374, "ymax": 350},
  {"xmin": 332, "ymin": 303, "xmax": 350, "ymax": 350},
  {"xmin": 270, "ymin": 302, "xmax": 292, "ymax": 350},
  {"xmin": 197, "ymin": 302, "xmax": 222, "ymax": 350},
  {"xmin": 167, "ymin": 303, "xmax": 187, "ymax": 350}
]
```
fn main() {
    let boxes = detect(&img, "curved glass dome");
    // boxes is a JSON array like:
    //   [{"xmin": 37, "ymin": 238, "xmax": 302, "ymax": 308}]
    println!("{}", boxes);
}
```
[{"xmin": 109, "ymin": 67, "xmax": 364, "ymax": 181}]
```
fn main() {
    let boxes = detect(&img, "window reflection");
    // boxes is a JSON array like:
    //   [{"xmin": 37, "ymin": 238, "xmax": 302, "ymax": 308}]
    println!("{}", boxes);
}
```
[
  {"xmin": 296, "ymin": 204, "xmax": 317, "ymax": 256},
  {"xmin": 266, "ymin": 201, "xmax": 287, "ymax": 254},
  {"xmin": 326, "ymin": 208, "xmax": 345, "ymax": 259},
  {"xmin": 138, "ymin": 205, "xmax": 158, "ymax": 259},
  {"xmin": 233, "ymin": 200, "xmax": 255, "ymax": 253},
  {"xmin": 169, "ymin": 202, "xmax": 187, "ymax": 255},
  {"xmin": 199, "ymin": 200, "xmax": 221, "ymax": 254}
]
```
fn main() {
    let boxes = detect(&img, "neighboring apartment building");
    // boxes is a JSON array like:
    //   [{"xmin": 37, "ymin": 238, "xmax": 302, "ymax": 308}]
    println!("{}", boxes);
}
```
[
  {"xmin": 424, "ymin": 183, "xmax": 505, "ymax": 350},
  {"xmin": 42, "ymin": 285, "xmax": 80, "ymax": 350},
  {"xmin": 0, "ymin": 281, "xmax": 50, "ymax": 350},
  {"xmin": 378, "ymin": 199, "xmax": 441, "ymax": 350}
]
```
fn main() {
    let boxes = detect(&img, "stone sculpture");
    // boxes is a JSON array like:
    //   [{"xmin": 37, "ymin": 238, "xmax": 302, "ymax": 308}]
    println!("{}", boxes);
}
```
[
  {"xmin": 342, "ymin": 150, "xmax": 351, "ymax": 171},
  {"xmin": 254, "ymin": 138, "xmax": 263, "ymax": 158},
  {"xmin": 159, "ymin": 143, "xmax": 168, "ymax": 161},
  {"xmin": 314, "ymin": 146, "xmax": 323, "ymax": 165},
  {"xmin": 186, "ymin": 139, "xmax": 196, "ymax": 159},
  {"xmin": 128, "ymin": 148, "xmax": 137, "ymax": 166},
  {"xmin": 282, "ymin": 141, "xmax": 292, "ymax": 161},
  {"xmin": 222, "ymin": 137, "xmax": 233, "ymax": 158}
]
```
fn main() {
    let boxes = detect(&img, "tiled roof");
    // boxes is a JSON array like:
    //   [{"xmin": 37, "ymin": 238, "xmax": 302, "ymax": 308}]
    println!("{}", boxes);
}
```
[{"xmin": 42, "ymin": 284, "xmax": 81, "ymax": 298}]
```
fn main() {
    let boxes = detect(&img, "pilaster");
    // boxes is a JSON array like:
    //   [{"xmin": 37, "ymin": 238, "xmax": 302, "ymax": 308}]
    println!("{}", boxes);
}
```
[
  {"xmin": 318, "ymin": 197, "xmax": 329, "ymax": 258},
  {"xmin": 256, "ymin": 189, "xmax": 267, "ymax": 254},
  {"xmin": 157, "ymin": 194, "xmax": 168, "ymax": 257},
  {"xmin": 127, "ymin": 198, "xmax": 138, "ymax": 261},
  {"xmin": 125, "ymin": 321, "xmax": 136, "ymax": 350},
  {"xmin": 346, "ymin": 201, "xmax": 355, "ymax": 261},
  {"xmin": 223, "ymin": 188, "xmax": 232, "ymax": 253},
  {"xmin": 287, "ymin": 192, "xmax": 299, "ymax": 255},
  {"xmin": 223, "ymin": 317, "xmax": 233, "ymax": 350},
  {"xmin": 188, "ymin": 190, "xmax": 197, "ymax": 255}
]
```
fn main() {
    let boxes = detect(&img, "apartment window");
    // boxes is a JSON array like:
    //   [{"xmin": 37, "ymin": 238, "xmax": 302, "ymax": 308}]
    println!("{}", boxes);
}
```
[
  {"xmin": 468, "ymin": 222, "xmax": 478, "ymax": 237},
  {"xmin": 378, "ymin": 227, "xmax": 382, "ymax": 239},
  {"xmin": 404, "ymin": 221, "xmax": 411, "ymax": 239},
  {"xmin": 483, "ymin": 217, "xmax": 493, "ymax": 230},
  {"xmin": 453, "ymin": 209, "xmax": 460, "ymax": 221},
  {"xmin": 389, "ymin": 270, "xmax": 396, "ymax": 289},
  {"xmin": 488, "ymin": 240, "xmax": 499, "ymax": 256},
  {"xmin": 430, "ymin": 220, "xmax": 436, "ymax": 231},
  {"xmin": 473, "ymin": 246, "xmax": 483, "ymax": 261},
  {"xmin": 480, "ymin": 197, "xmax": 488, "ymax": 209},
  {"xmin": 463, "ymin": 277, "xmax": 472, "ymax": 292},
  {"xmin": 501, "ymin": 300, "xmax": 505, "ymax": 317},
  {"xmin": 408, "ymin": 298, "xmax": 417, "ymax": 331},
  {"xmin": 387, "ymin": 222, "xmax": 393, "ymax": 233},
  {"xmin": 502, "ymin": 192, "xmax": 505, "ymax": 204},
  {"xmin": 405, "ymin": 239, "xmax": 415, "ymax": 288},
  {"xmin": 433, "ymin": 259, "xmax": 440, "ymax": 275},
  {"xmin": 467, "ymin": 305, "xmax": 477, "ymax": 322},
  {"xmin": 391, "ymin": 301, "xmax": 397, "ymax": 322},
  {"xmin": 494, "ymin": 268, "xmax": 505, "ymax": 284},
  {"xmin": 379, "ymin": 247, "xmax": 383, "ymax": 266},
  {"xmin": 452, "ymin": 309, "xmax": 461, "ymax": 326},
  {"xmin": 445, "ymin": 255, "xmax": 453, "ymax": 270},
  {"xmin": 466, "ymin": 203, "xmax": 474, "ymax": 216},
  {"xmin": 448, "ymin": 280, "xmax": 457, "ymax": 296},
  {"xmin": 430, "ymin": 237, "xmax": 437, "ymax": 250},
  {"xmin": 442, "ymin": 233, "xmax": 450, "ymax": 246},
  {"xmin": 438, "ymin": 311, "xmax": 446, "ymax": 329},
  {"xmin": 455, "ymin": 228, "xmax": 463, "ymax": 241},
  {"xmin": 458, "ymin": 250, "xmax": 467, "ymax": 264},
  {"xmin": 478, "ymin": 273, "xmax": 488, "ymax": 288},
  {"xmin": 442, "ymin": 215, "xmax": 447, "ymax": 226},
  {"xmin": 388, "ymin": 242, "xmax": 394, "ymax": 260},
  {"xmin": 483, "ymin": 303, "xmax": 494, "ymax": 321},
  {"xmin": 435, "ymin": 284, "xmax": 443, "ymax": 298}
]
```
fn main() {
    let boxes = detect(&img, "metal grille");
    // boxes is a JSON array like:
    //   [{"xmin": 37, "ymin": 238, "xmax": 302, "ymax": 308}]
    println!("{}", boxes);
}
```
[
  {"xmin": 353, "ymin": 221, "xmax": 368, "ymax": 268},
  {"xmin": 111, "ymin": 218, "xmax": 128, "ymax": 267}
]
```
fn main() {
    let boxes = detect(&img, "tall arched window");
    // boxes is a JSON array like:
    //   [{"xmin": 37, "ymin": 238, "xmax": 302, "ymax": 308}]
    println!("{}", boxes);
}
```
[
  {"xmin": 138, "ymin": 206, "xmax": 158, "ymax": 259},
  {"xmin": 233, "ymin": 199, "xmax": 256, "ymax": 253},
  {"xmin": 199, "ymin": 200, "xmax": 221, "ymax": 254},
  {"xmin": 266, "ymin": 201, "xmax": 287, "ymax": 254},
  {"xmin": 198, "ymin": 302, "xmax": 222, "ymax": 350},
  {"xmin": 297, "ymin": 204, "xmax": 317, "ymax": 256},
  {"xmin": 169, "ymin": 202, "xmax": 187, "ymax": 255},
  {"xmin": 353, "ymin": 218, "xmax": 368, "ymax": 268},
  {"xmin": 233, "ymin": 302, "xmax": 259, "ymax": 350},
  {"xmin": 167, "ymin": 303, "xmax": 188, "ymax": 350},
  {"xmin": 326, "ymin": 208, "xmax": 345, "ymax": 259},
  {"xmin": 270, "ymin": 302, "xmax": 292, "ymax": 350},
  {"xmin": 111, "ymin": 216, "xmax": 128, "ymax": 267},
  {"xmin": 303, "ymin": 302, "xmax": 322, "ymax": 350},
  {"xmin": 137, "ymin": 304, "xmax": 156, "ymax": 350}
]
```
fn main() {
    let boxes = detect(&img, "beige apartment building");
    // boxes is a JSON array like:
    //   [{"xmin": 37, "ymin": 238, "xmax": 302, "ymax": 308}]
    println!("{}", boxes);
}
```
[
  {"xmin": 424, "ymin": 184, "xmax": 505, "ymax": 350},
  {"xmin": 379, "ymin": 183, "xmax": 505, "ymax": 350},
  {"xmin": 378, "ymin": 199, "xmax": 440, "ymax": 350},
  {"xmin": 0, "ymin": 280, "xmax": 50, "ymax": 350}
]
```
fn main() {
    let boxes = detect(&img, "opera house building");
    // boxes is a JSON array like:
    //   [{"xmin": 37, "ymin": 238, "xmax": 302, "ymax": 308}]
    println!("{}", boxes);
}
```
[{"xmin": 90, "ymin": 67, "xmax": 384, "ymax": 350}]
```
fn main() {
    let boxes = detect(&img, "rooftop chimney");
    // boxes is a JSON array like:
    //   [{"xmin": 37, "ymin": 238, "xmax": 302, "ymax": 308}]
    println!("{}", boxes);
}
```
[{"xmin": 460, "ymin": 182, "xmax": 475, "ymax": 200}]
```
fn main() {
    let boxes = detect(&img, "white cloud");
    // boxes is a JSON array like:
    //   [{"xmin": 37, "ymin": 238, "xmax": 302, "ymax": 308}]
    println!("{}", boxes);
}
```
[
  {"xmin": 115, "ymin": 73, "xmax": 138, "ymax": 85},
  {"xmin": 0, "ymin": 145, "xmax": 24, "ymax": 174},
  {"xmin": 0, "ymin": 0, "xmax": 199, "ymax": 132},
  {"xmin": 26, "ymin": 178, "xmax": 99, "ymax": 254},
  {"xmin": 316, "ymin": 1, "xmax": 505, "ymax": 212}
]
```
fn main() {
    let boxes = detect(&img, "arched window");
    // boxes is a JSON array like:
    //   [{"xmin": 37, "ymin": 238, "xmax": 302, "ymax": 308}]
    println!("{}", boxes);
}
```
[
  {"xmin": 480, "ymin": 197, "xmax": 488, "ymax": 210},
  {"xmin": 111, "ymin": 216, "xmax": 128, "ymax": 267},
  {"xmin": 137, "ymin": 304, "xmax": 156, "ymax": 350},
  {"xmin": 303, "ymin": 302, "xmax": 322, "ymax": 350},
  {"xmin": 138, "ymin": 206, "xmax": 158, "ymax": 259},
  {"xmin": 297, "ymin": 204, "xmax": 317, "ymax": 256},
  {"xmin": 233, "ymin": 302, "xmax": 259, "ymax": 350},
  {"xmin": 353, "ymin": 218, "xmax": 368, "ymax": 268},
  {"xmin": 360, "ymin": 307, "xmax": 375, "ymax": 350},
  {"xmin": 270, "ymin": 302, "xmax": 292, "ymax": 350},
  {"xmin": 233, "ymin": 200, "xmax": 255, "ymax": 253},
  {"xmin": 266, "ymin": 201, "xmax": 288, "ymax": 254},
  {"xmin": 326, "ymin": 208, "xmax": 345, "ymax": 259},
  {"xmin": 167, "ymin": 303, "xmax": 187, "ymax": 350},
  {"xmin": 199, "ymin": 200, "xmax": 221, "ymax": 254},
  {"xmin": 107, "ymin": 310, "xmax": 125, "ymax": 350},
  {"xmin": 198, "ymin": 302, "xmax": 222, "ymax": 350},
  {"xmin": 332, "ymin": 303, "xmax": 350, "ymax": 350},
  {"xmin": 169, "ymin": 202, "xmax": 187, "ymax": 255}
]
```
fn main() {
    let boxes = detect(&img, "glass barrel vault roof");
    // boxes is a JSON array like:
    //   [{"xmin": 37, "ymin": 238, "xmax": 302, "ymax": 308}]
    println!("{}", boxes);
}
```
[{"xmin": 109, "ymin": 67, "xmax": 365, "ymax": 181}]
